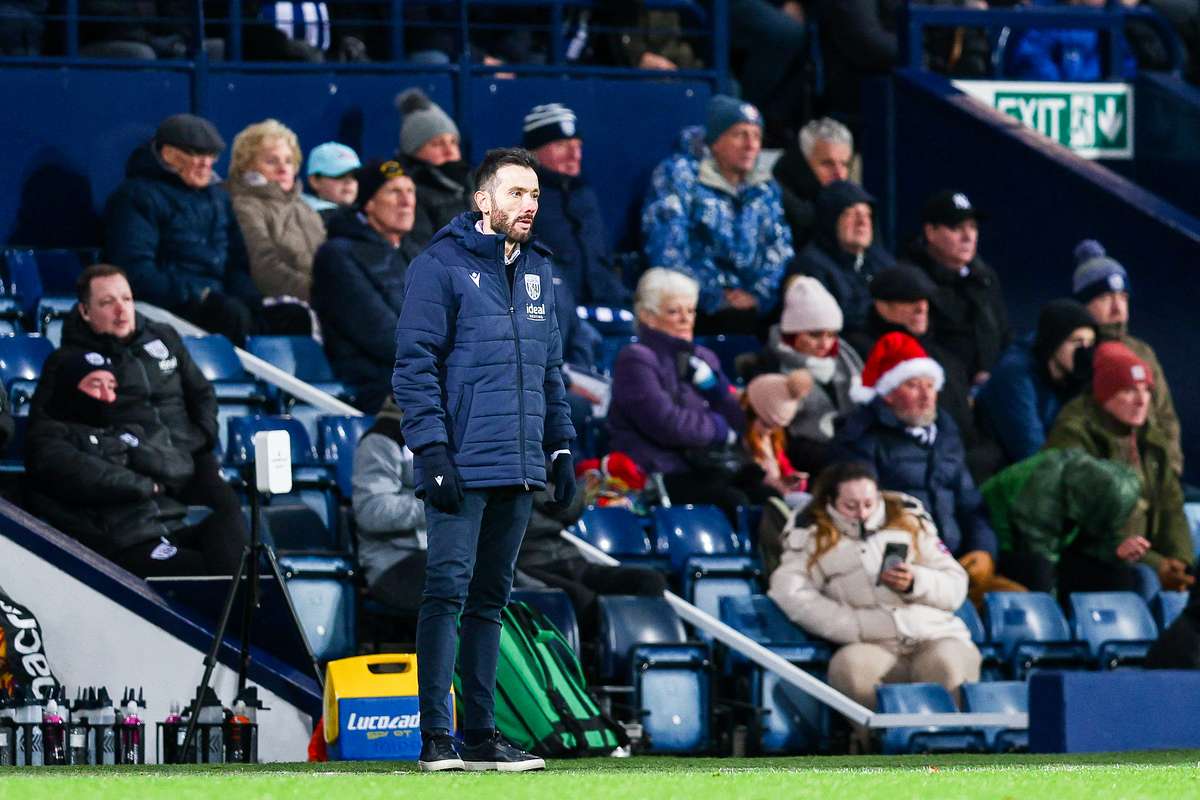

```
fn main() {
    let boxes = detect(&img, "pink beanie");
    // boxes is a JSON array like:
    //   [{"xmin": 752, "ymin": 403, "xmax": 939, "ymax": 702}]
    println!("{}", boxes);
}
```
[
  {"xmin": 746, "ymin": 373, "xmax": 807, "ymax": 428},
  {"xmin": 781, "ymin": 276, "xmax": 843, "ymax": 334}
]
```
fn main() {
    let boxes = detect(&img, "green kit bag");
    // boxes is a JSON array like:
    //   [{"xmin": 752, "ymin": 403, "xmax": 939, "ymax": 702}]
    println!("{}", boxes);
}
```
[{"xmin": 457, "ymin": 601, "xmax": 626, "ymax": 757}]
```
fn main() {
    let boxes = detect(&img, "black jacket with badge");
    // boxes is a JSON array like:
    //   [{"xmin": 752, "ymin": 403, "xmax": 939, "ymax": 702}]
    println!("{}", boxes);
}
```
[
  {"xmin": 26, "ymin": 416, "xmax": 193, "ymax": 557},
  {"xmin": 771, "ymin": 146, "xmax": 823, "ymax": 251},
  {"xmin": 31, "ymin": 311, "xmax": 220, "ymax": 458},
  {"xmin": 903, "ymin": 239, "xmax": 1011, "ymax": 378}
]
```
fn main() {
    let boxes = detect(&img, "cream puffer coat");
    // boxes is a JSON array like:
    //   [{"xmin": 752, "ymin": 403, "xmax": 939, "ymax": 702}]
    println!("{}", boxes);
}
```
[
  {"xmin": 228, "ymin": 172, "xmax": 326, "ymax": 302},
  {"xmin": 767, "ymin": 491, "xmax": 971, "ymax": 649}
]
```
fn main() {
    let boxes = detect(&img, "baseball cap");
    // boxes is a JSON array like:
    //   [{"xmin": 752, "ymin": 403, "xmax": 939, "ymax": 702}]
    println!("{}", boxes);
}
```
[
  {"xmin": 921, "ymin": 189, "xmax": 986, "ymax": 227},
  {"xmin": 307, "ymin": 142, "xmax": 362, "ymax": 178}
]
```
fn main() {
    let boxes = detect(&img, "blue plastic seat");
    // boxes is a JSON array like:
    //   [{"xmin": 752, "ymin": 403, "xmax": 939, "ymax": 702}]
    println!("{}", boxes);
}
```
[
  {"xmin": 34, "ymin": 297, "xmax": 76, "ymax": 347},
  {"xmin": 3, "ymin": 249, "xmax": 43, "ymax": 315},
  {"xmin": 276, "ymin": 554, "xmax": 357, "ymax": 663},
  {"xmin": 652, "ymin": 504, "xmax": 742, "ymax": 573},
  {"xmin": 693, "ymin": 333, "xmax": 759, "ymax": 386},
  {"xmin": 184, "ymin": 335, "xmax": 271, "ymax": 453},
  {"xmin": 595, "ymin": 595, "xmax": 710, "ymax": 753},
  {"xmin": 1069, "ymin": 591, "xmax": 1158, "ymax": 669},
  {"xmin": 954, "ymin": 601, "xmax": 1002, "ymax": 677},
  {"xmin": 225, "ymin": 415, "xmax": 319, "ymax": 466},
  {"xmin": 961, "ymin": 681, "xmax": 1028, "ymax": 752},
  {"xmin": 0, "ymin": 297, "xmax": 25, "ymax": 336},
  {"xmin": 8, "ymin": 379, "xmax": 37, "ymax": 417},
  {"xmin": 0, "ymin": 335, "xmax": 54, "ymax": 386},
  {"xmin": 575, "ymin": 505, "xmax": 654, "ymax": 560},
  {"xmin": 681, "ymin": 555, "xmax": 760, "ymax": 640},
  {"xmin": 575, "ymin": 305, "xmax": 635, "ymax": 338},
  {"xmin": 718, "ymin": 595, "xmax": 831, "ymax": 754},
  {"xmin": 1153, "ymin": 591, "xmax": 1190, "ymax": 631},
  {"xmin": 246, "ymin": 335, "xmax": 350, "ymax": 399},
  {"xmin": 984, "ymin": 592, "xmax": 1089, "ymax": 678},
  {"xmin": 33, "ymin": 248, "xmax": 88, "ymax": 295},
  {"xmin": 510, "ymin": 588, "xmax": 582, "ymax": 657},
  {"xmin": 876, "ymin": 683, "xmax": 985, "ymax": 754},
  {"xmin": 318, "ymin": 414, "xmax": 374, "ymax": 496},
  {"xmin": 259, "ymin": 503, "xmax": 340, "ymax": 553}
]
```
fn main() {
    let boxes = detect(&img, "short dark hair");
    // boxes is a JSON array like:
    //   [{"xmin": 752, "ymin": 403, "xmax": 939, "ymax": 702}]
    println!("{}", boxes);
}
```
[
  {"xmin": 473, "ymin": 147, "xmax": 539, "ymax": 196},
  {"xmin": 76, "ymin": 263, "xmax": 128, "ymax": 304}
]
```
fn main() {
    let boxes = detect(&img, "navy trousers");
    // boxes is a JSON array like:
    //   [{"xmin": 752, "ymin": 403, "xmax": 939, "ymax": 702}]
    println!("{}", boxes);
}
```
[{"xmin": 416, "ymin": 487, "xmax": 533, "ymax": 733}]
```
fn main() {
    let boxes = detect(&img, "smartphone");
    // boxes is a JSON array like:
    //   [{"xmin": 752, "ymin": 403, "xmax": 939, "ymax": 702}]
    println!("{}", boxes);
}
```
[{"xmin": 877, "ymin": 542, "xmax": 909, "ymax": 585}]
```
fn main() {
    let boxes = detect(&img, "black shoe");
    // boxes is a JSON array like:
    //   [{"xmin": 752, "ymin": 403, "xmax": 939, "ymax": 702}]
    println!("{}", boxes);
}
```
[
  {"xmin": 418, "ymin": 733, "xmax": 464, "ymax": 772},
  {"xmin": 460, "ymin": 731, "xmax": 545, "ymax": 772}
]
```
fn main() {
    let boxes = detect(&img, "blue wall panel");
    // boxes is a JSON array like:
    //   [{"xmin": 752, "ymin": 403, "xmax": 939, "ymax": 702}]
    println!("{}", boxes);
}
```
[
  {"xmin": 465, "ymin": 76, "xmax": 711, "ymax": 249},
  {"xmin": 0, "ymin": 68, "xmax": 191, "ymax": 248},
  {"xmin": 200, "ymin": 69, "xmax": 455, "ymax": 167},
  {"xmin": 864, "ymin": 70, "xmax": 1200, "ymax": 481}
]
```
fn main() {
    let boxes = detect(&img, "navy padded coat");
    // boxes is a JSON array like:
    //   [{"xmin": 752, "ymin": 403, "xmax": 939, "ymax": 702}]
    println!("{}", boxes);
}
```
[{"xmin": 392, "ymin": 212, "xmax": 576, "ymax": 489}]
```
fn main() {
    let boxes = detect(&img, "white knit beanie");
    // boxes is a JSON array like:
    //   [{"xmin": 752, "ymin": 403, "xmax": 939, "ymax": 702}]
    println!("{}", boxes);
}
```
[{"xmin": 781, "ymin": 276, "xmax": 843, "ymax": 334}]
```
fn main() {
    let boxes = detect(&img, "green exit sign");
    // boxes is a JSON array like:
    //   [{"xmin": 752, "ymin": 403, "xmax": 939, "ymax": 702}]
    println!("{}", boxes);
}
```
[{"xmin": 953, "ymin": 81, "xmax": 1134, "ymax": 160}]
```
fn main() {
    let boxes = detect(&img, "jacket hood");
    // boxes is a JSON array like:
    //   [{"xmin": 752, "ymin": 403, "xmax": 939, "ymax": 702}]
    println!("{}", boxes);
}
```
[
  {"xmin": 633, "ymin": 323, "xmax": 697, "ymax": 356},
  {"xmin": 815, "ymin": 181, "xmax": 875, "ymax": 250},
  {"xmin": 226, "ymin": 173, "xmax": 304, "ymax": 202},
  {"xmin": 1062, "ymin": 449, "xmax": 1142, "ymax": 537},
  {"xmin": 61, "ymin": 308, "xmax": 153, "ymax": 354},
  {"xmin": 399, "ymin": 154, "xmax": 472, "ymax": 194}
]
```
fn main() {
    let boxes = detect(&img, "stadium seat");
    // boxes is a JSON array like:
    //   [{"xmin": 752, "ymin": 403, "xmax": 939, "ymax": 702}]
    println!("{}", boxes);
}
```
[
  {"xmin": 3, "ymin": 249, "xmax": 43, "ymax": 315},
  {"xmin": 510, "ymin": 588, "xmax": 581, "ymax": 657},
  {"xmin": 276, "ymin": 553, "xmax": 357, "ymax": 663},
  {"xmin": 876, "ymin": 683, "xmax": 985, "ymax": 755},
  {"xmin": 8, "ymin": 379, "xmax": 36, "ymax": 417},
  {"xmin": 595, "ymin": 596, "xmax": 710, "ymax": 753},
  {"xmin": 575, "ymin": 505, "xmax": 655, "ymax": 561},
  {"xmin": 318, "ymin": 414, "xmax": 374, "ymax": 497},
  {"xmin": 681, "ymin": 555, "xmax": 760, "ymax": 640},
  {"xmin": 718, "ymin": 595, "xmax": 831, "ymax": 753},
  {"xmin": 576, "ymin": 305, "xmax": 635, "ymax": 338},
  {"xmin": 34, "ymin": 297, "xmax": 76, "ymax": 347},
  {"xmin": 0, "ymin": 297, "xmax": 24, "ymax": 336},
  {"xmin": 1069, "ymin": 592, "xmax": 1158, "ymax": 669},
  {"xmin": 0, "ymin": 335, "xmax": 54, "ymax": 386},
  {"xmin": 226, "ymin": 415, "xmax": 319, "ymax": 467},
  {"xmin": 184, "ymin": 335, "xmax": 271, "ymax": 453},
  {"xmin": 259, "ymin": 504, "xmax": 341, "ymax": 553},
  {"xmin": 961, "ymin": 681, "xmax": 1028, "ymax": 753},
  {"xmin": 954, "ymin": 601, "xmax": 1002, "ymax": 678},
  {"xmin": 246, "ymin": 336, "xmax": 353, "ymax": 445},
  {"xmin": 735, "ymin": 505, "xmax": 764, "ymax": 554},
  {"xmin": 652, "ymin": 505, "xmax": 742, "ymax": 573},
  {"xmin": 983, "ymin": 592, "xmax": 1089, "ymax": 678},
  {"xmin": 694, "ymin": 334, "xmax": 759, "ymax": 385},
  {"xmin": 32, "ymin": 248, "xmax": 89, "ymax": 295},
  {"xmin": 1153, "ymin": 591, "xmax": 1189, "ymax": 631}
]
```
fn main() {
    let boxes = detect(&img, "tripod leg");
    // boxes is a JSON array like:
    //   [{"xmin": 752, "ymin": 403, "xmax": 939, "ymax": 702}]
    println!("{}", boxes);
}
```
[
  {"xmin": 263, "ymin": 545, "xmax": 326, "ymax": 690},
  {"xmin": 180, "ymin": 546, "xmax": 252, "ymax": 761}
]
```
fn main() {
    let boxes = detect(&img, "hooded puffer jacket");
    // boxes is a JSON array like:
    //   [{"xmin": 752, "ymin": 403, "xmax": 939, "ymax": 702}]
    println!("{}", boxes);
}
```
[
  {"xmin": 392, "ymin": 212, "xmax": 575, "ymax": 489},
  {"xmin": 768, "ymin": 490, "xmax": 972, "ymax": 647}
]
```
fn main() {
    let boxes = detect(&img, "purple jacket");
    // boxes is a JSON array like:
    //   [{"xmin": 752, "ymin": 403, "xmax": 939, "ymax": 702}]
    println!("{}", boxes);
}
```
[{"xmin": 607, "ymin": 326, "xmax": 745, "ymax": 475}]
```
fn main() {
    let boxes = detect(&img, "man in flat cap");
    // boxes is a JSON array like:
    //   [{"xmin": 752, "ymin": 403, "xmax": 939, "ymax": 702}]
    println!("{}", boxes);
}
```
[{"xmin": 103, "ymin": 113, "xmax": 262, "ymax": 344}]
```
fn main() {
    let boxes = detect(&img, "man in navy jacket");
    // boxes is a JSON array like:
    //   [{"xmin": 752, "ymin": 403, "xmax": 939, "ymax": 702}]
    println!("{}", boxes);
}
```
[{"xmin": 393, "ymin": 148, "xmax": 575, "ymax": 773}]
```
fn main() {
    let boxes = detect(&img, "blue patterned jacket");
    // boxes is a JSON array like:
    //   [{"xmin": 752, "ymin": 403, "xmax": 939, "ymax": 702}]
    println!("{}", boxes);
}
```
[{"xmin": 641, "ymin": 128, "xmax": 793, "ymax": 314}]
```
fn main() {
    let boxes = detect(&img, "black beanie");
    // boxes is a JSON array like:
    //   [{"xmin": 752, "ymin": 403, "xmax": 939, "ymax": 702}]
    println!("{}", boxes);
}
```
[
  {"xmin": 46, "ymin": 351, "xmax": 116, "ymax": 427},
  {"xmin": 355, "ymin": 158, "xmax": 408, "ymax": 210},
  {"xmin": 1033, "ymin": 299, "xmax": 1096, "ymax": 366}
]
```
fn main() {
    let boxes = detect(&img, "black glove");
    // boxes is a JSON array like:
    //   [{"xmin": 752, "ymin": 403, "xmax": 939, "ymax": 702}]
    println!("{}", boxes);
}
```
[
  {"xmin": 546, "ymin": 450, "xmax": 575, "ymax": 511},
  {"xmin": 417, "ymin": 444, "xmax": 464, "ymax": 513}
]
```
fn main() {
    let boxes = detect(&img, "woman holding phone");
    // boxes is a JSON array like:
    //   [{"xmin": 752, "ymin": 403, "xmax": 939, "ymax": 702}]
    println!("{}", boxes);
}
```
[{"xmin": 768, "ymin": 460, "xmax": 980, "ymax": 750}]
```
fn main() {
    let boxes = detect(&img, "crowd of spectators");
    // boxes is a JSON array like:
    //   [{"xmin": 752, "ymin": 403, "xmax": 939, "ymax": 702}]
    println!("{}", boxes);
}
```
[{"xmin": 1, "ymin": 2, "xmax": 1198, "ymax": 747}]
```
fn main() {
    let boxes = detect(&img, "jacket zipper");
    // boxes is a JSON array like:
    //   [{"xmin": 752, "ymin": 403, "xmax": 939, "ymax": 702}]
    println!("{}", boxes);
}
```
[{"xmin": 503, "ymin": 247, "xmax": 530, "ymax": 490}]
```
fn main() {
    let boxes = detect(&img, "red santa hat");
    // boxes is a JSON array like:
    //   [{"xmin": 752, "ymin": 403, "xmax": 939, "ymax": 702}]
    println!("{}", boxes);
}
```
[{"xmin": 851, "ymin": 332, "xmax": 945, "ymax": 403}]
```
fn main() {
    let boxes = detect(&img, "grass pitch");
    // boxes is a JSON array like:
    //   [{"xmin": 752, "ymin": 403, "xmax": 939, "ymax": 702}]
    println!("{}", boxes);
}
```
[{"xmin": 1, "ymin": 751, "xmax": 1197, "ymax": 800}]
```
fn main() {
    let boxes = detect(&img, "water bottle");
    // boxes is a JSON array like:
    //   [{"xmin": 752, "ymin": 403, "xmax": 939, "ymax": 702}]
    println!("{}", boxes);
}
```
[
  {"xmin": 225, "ymin": 700, "xmax": 251, "ymax": 764},
  {"xmin": 0, "ymin": 689, "xmax": 16, "ymax": 766},
  {"xmin": 42, "ymin": 699, "xmax": 66, "ymax": 766},
  {"xmin": 117, "ymin": 695, "xmax": 143, "ymax": 765},
  {"xmin": 14, "ymin": 687, "xmax": 44, "ymax": 766},
  {"xmin": 187, "ymin": 687, "xmax": 225, "ymax": 763},
  {"xmin": 94, "ymin": 688, "xmax": 117, "ymax": 766},
  {"xmin": 161, "ymin": 702, "xmax": 183, "ymax": 765}
]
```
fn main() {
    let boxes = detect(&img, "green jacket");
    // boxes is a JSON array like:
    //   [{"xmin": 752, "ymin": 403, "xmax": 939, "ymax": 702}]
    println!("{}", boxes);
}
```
[
  {"xmin": 980, "ymin": 449, "xmax": 1140, "ymax": 564},
  {"xmin": 1044, "ymin": 394, "xmax": 1193, "ymax": 570}
]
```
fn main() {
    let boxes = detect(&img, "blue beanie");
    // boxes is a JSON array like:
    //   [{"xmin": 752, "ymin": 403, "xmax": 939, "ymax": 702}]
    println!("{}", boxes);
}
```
[
  {"xmin": 1072, "ymin": 239, "xmax": 1130, "ymax": 303},
  {"xmin": 705, "ymin": 95, "xmax": 762, "ymax": 145}
]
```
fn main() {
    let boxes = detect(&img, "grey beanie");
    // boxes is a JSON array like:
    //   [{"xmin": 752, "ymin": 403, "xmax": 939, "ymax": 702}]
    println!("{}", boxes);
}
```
[
  {"xmin": 1072, "ymin": 239, "xmax": 1130, "ymax": 303},
  {"xmin": 395, "ymin": 88, "xmax": 460, "ymax": 157}
]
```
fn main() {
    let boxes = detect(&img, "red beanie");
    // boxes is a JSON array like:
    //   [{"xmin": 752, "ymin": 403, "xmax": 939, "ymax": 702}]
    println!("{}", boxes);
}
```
[
  {"xmin": 851, "ymin": 332, "xmax": 945, "ymax": 403},
  {"xmin": 1093, "ymin": 341, "xmax": 1153, "ymax": 405}
]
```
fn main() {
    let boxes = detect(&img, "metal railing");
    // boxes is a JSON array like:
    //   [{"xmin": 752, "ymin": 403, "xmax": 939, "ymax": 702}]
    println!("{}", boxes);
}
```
[{"xmin": 900, "ymin": 1, "xmax": 1185, "ymax": 79}]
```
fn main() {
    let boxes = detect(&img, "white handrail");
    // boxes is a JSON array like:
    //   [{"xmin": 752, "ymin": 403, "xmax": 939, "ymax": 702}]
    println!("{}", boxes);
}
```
[
  {"xmin": 560, "ymin": 529, "xmax": 1028, "ymax": 731},
  {"xmin": 137, "ymin": 302, "xmax": 362, "ymax": 417}
]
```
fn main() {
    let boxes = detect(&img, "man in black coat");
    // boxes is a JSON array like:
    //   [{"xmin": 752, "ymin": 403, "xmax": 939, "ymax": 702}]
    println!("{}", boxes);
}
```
[
  {"xmin": 903, "ymin": 189, "xmax": 1011, "ymax": 392},
  {"xmin": 789, "ymin": 180, "xmax": 895, "ymax": 334},
  {"xmin": 311, "ymin": 159, "xmax": 423, "ymax": 412},
  {"xmin": 772, "ymin": 117, "xmax": 854, "ymax": 250},
  {"xmin": 394, "ymin": 89, "xmax": 473, "ymax": 248},
  {"xmin": 522, "ymin": 102, "xmax": 631, "ymax": 306},
  {"xmin": 25, "ymin": 349, "xmax": 242, "ymax": 576},
  {"xmin": 29, "ymin": 264, "xmax": 248, "ymax": 565}
]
